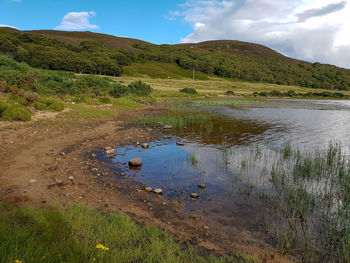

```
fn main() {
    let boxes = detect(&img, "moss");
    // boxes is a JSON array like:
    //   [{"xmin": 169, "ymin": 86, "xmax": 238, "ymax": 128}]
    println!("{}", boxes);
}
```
[
  {"xmin": 180, "ymin": 88, "xmax": 197, "ymax": 94},
  {"xmin": 1, "ymin": 105, "xmax": 31, "ymax": 121},
  {"xmin": 99, "ymin": 97, "xmax": 112, "ymax": 104},
  {"xmin": 48, "ymin": 102, "xmax": 65, "ymax": 112},
  {"xmin": 33, "ymin": 101, "xmax": 48, "ymax": 110}
]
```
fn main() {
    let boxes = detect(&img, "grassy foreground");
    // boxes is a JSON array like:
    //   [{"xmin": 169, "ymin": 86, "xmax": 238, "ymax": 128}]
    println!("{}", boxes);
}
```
[{"xmin": 0, "ymin": 204, "xmax": 257, "ymax": 263}]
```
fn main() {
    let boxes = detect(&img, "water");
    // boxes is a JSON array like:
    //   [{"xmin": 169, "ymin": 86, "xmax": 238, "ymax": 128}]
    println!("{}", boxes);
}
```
[{"xmin": 98, "ymin": 99, "xmax": 350, "ymax": 248}]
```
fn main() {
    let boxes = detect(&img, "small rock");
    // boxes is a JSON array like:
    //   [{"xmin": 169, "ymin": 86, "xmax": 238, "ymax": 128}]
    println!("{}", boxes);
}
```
[
  {"xmin": 163, "ymin": 125, "xmax": 173, "ymax": 129},
  {"xmin": 29, "ymin": 179, "xmax": 37, "ymax": 184},
  {"xmin": 190, "ymin": 193, "xmax": 199, "ymax": 199},
  {"xmin": 129, "ymin": 158, "xmax": 142, "ymax": 167},
  {"xmin": 136, "ymin": 141, "xmax": 140, "ymax": 146},
  {"xmin": 91, "ymin": 153, "xmax": 96, "ymax": 159},
  {"xmin": 68, "ymin": 176, "xmax": 74, "ymax": 180},
  {"xmin": 145, "ymin": 187, "xmax": 153, "ymax": 192},
  {"xmin": 141, "ymin": 143, "xmax": 149, "ymax": 149},
  {"xmin": 154, "ymin": 188, "xmax": 163, "ymax": 195},
  {"xmin": 204, "ymin": 226, "xmax": 209, "ymax": 230},
  {"xmin": 59, "ymin": 152, "xmax": 66, "ymax": 156},
  {"xmin": 198, "ymin": 184, "xmax": 206, "ymax": 189},
  {"xmin": 49, "ymin": 164, "xmax": 58, "ymax": 171},
  {"xmin": 55, "ymin": 179, "xmax": 64, "ymax": 185},
  {"xmin": 205, "ymin": 94, "xmax": 210, "ymax": 98},
  {"xmin": 176, "ymin": 142, "xmax": 185, "ymax": 146},
  {"xmin": 105, "ymin": 146, "xmax": 112, "ymax": 150},
  {"xmin": 106, "ymin": 149, "xmax": 116, "ymax": 155},
  {"xmin": 121, "ymin": 172, "xmax": 125, "ymax": 176}
]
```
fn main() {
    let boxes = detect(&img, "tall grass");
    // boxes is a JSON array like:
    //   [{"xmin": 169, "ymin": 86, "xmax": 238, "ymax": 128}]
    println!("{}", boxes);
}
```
[
  {"xmin": 0, "ymin": 204, "xmax": 257, "ymax": 263},
  {"xmin": 232, "ymin": 144, "xmax": 350, "ymax": 262}
]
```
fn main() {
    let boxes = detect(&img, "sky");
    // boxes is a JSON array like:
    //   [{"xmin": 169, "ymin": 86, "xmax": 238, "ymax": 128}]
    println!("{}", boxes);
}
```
[{"xmin": 1, "ymin": 0, "xmax": 350, "ymax": 68}]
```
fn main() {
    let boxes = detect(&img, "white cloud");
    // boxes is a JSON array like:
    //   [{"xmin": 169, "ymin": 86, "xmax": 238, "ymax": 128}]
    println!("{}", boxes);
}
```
[
  {"xmin": 0, "ymin": 24, "xmax": 19, "ymax": 29},
  {"xmin": 55, "ymin": 11, "xmax": 99, "ymax": 30},
  {"xmin": 170, "ymin": 0, "xmax": 350, "ymax": 68}
]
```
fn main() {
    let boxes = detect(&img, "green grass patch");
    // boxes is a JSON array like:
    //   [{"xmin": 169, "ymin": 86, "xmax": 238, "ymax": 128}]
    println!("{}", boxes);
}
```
[
  {"xmin": 180, "ymin": 88, "xmax": 198, "ymax": 94},
  {"xmin": 65, "ymin": 104, "xmax": 114, "ymax": 120},
  {"xmin": 48, "ymin": 102, "xmax": 65, "ymax": 112},
  {"xmin": 1, "ymin": 104, "xmax": 31, "ymax": 121},
  {"xmin": 0, "ymin": 203, "xmax": 257, "ymax": 263},
  {"xmin": 33, "ymin": 101, "xmax": 48, "ymax": 111}
]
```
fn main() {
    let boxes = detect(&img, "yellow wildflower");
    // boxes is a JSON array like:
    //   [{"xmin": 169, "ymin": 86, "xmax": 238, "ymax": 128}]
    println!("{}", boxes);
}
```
[
  {"xmin": 96, "ymin": 244, "xmax": 109, "ymax": 251},
  {"xmin": 15, "ymin": 260, "xmax": 23, "ymax": 263}
]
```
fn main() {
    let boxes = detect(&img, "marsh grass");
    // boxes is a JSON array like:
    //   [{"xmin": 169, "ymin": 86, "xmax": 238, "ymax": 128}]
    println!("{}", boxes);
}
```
[
  {"xmin": 0, "ymin": 203, "xmax": 257, "ymax": 263},
  {"xmin": 133, "ymin": 108, "xmax": 210, "ymax": 129},
  {"xmin": 231, "ymin": 144, "xmax": 350, "ymax": 262}
]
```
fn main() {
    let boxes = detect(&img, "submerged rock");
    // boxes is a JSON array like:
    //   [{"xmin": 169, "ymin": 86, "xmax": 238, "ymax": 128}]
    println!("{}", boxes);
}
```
[
  {"xmin": 106, "ymin": 148, "xmax": 116, "ymax": 155},
  {"xmin": 198, "ymin": 184, "xmax": 206, "ymax": 189},
  {"xmin": 176, "ymin": 142, "xmax": 185, "ymax": 146},
  {"xmin": 141, "ymin": 143, "xmax": 149, "ymax": 149},
  {"xmin": 154, "ymin": 188, "xmax": 163, "ymax": 195},
  {"xmin": 129, "ymin": 158, "xmax": 142, "ymax": 167},
  {"xmin": 190, "ymin": 193, "xmax": 199, "ymax": 199}
]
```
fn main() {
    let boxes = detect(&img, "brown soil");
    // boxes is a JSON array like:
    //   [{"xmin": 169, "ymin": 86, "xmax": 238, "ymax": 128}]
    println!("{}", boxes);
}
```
[{"xmin": 0, "ymin": 108, "xmax": 294, "ymax": 263}]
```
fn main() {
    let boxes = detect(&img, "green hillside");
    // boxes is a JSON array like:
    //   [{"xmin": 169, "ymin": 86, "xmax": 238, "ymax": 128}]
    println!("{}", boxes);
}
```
[{"xmin": 1, "ymin": 28, "xmax": 350, "ymax": 90}]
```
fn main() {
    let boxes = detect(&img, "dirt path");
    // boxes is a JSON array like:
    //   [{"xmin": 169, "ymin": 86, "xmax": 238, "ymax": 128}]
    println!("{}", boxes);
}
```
[{"xmin": 0, "ymin": 109, "xmax": 294, "ymax": 263}]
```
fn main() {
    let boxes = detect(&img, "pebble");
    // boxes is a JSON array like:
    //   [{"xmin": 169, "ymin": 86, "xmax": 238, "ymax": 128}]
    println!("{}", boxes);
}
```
[
  {"xmin": 129, "ymin": 158, "xmax": 142, "ymax": 167},
  {"xmin": 68, "ymin": 176, "xmax": 74, "ymax": 180},
  {"xmin": 154, "ymin": 188, "xmax": 163, "ymax": 195},
  {"xmin": 190, "ymin": 193, "xmax": 199, "ymax": 199},
  {"xmin": 198, "ymin": 184, "xmax": 206, "ymax": 189},
  {"xmin": 163, "ymin": 125, "xmax": 173, "ymax": 129},
  {"xmin": 141, "ymin": 143, "xmax": 149, "ymax": 149},
  {"xmin": 29, "ymin": 179, "xmax": 37, "ymax": 184},
  {"xmin": 145, "ymin": 187, "xmax": 153, "ymax": 192},
  {"xmin": 106, "ymin": 149, "xmax": 116, "ymax": 155},
  {"xmin": 176, "ymin": 142, "xmax": 185, "ymax": 146}
]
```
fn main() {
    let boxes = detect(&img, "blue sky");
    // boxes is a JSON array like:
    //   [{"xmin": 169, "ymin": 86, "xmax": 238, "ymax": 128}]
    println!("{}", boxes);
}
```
[
  {"xmin": 0, "ymin": 0, "xmax": 192, "ymax": 44},
  {"xmin": 1, "ymin": 0, "xmax": 350, "ymax": 68}
]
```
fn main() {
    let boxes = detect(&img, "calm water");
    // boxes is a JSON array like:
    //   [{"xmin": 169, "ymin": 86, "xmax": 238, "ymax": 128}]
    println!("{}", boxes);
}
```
[{"xmin": 99, "ymin": 99, "xmax": 350, "ymax": 222}]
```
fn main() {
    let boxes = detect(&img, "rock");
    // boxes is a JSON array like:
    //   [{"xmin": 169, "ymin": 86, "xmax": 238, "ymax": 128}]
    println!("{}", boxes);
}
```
[
  {"xmin": 28, "ymin": 179, "xmax": 37, "ymax": 184},
  {"xmin": 105, "ymin": 146, "xmax": 112, "ymax": 150},
  {"xmin": 49, "ymin": 164, "xmax": 58, "ymax": 171},
  {"xmin": 198, "ymin": 184, "xmax": 206, "ymax": 189},
  {"xmin": 145, "ymin": 187, "xmax": 153, "ymax": 192},
  {"xmin": 190, "ymin": 193, "xmax": 199, "ymax": 199},
  {"xmin": 205, "ymin": 94, "xmax": 210, "ymax": 98},
  {"xmin": 68, "ymin": 176, "xmax": 74, "ymax": 180},
  {"xmin": 141, "ymin": 143, "xmax": 149, "ymax": 149},
  {"xmin": 154, "ymin": 188, "xmax": 163, "ymax": 195},
  {"xmin": 136, "ymin": 141, "xmax": 140, "ymax": 146},
  {"xmin": 91, "ymin": 153, "xmax": 96, "ymax": 159},
  {"xmin": 176, "ymin": 142, "xmax": 185, "ymax": 146},
  {"xmin": 129, "ymin": 158, "xmax": 142, "ymax": 167},
  {"xmin": 163, "ymin": 125, "xmax": 173, "ymax": 129},
  {"xmin": 106, "ymin": 149, "xmax": 116, "ymax": 155}
]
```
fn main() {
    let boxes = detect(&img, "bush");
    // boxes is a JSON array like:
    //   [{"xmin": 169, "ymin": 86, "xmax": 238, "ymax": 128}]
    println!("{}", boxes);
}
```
[
  {"xmin": 225, "ymin": 90, "xmax": 235, "ymax": 95},
  {"xmin": 99, "ymin": 97, "xmax": 112, "ymax": 104},
  {"xmin": 33, "ymin": 101, "xmax": 48, "ymax": 110},
  {"xmin": 128, "ymin": 80, "xmax": 152, "ymax": 96},
  {"xmin": 109, "ymin": 84, "xmax": 129, "ymax": 98},
  {"xmin": 48, "ymin": 102, "xmax": 65, "ymax": 112},
  {"xmin": 39, "ymin": 97, "xmax": 56, "ymax": 106},
  {"xmin": 0, "ymin": 101, "xmax": 9, "ymax": 115},
  {"xmin": 180, "ymin": 88, "xmax": 197, "ymax": 94},
  {"xmin": 9, "ymin": 95, "xmax": 29, "ymax": 106},
  {"xmin": 1, "ymin": 105, "xmax": 31, "ymax": 121}
]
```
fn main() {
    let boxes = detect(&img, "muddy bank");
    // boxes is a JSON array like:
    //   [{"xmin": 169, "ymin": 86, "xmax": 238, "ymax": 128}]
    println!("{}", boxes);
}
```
[{"xmin": 0, "ymin": 108, "xmax": 293, "ymax": 263}]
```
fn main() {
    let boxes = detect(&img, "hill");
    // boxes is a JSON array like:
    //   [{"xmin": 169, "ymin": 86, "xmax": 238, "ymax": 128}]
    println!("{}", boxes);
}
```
[{"xmin": 1, "ymin": 28, "xmax": 350, "ymax": 90}]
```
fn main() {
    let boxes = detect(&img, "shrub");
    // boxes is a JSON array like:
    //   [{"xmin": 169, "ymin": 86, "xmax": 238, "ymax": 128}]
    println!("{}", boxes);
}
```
[
  {"xmin": 285, "ymin": 90, "xmax": 296, "ymax": 97},
  {"xmin": 128, "ymin": 80, "xmax": 152, "ymax": 96},
  {"xmin": 1, "ymin": 105, "xmax": 31, "ymax": 121},
  {"xmin": 109, "ymin": 84, "xmax": 129, "ymax": 98},
  {"xmin": 269, "ymin": 90, "xmax": 282, "ymax": 97},
  {"xmin": 48, "ymin": 102, "xmax": 64, "ymax": 112},
  {"xmin": 180, "ymin": 88, "xmax": 197, "ymax": 94},
  {"xmin": 99, "ymin": 97, "xmax": 112, "ymax": 104},
  {"xmin": 39, "ymin": 97, "xmax": 56, "ymax": 106},
  {"xmin": 225, "ymin": 90, "xmax": 235, "ymax": 95},
  {"xmin": 9, "ymin": 94, "xmax": 29, "ymax": 105},
  {"xmin": 0, "ymin": 101, "xmax": 9, "ymax": 115},
  {"xmin": 33, "ymin": 101, "xmax": 48, "ymax": 110}
]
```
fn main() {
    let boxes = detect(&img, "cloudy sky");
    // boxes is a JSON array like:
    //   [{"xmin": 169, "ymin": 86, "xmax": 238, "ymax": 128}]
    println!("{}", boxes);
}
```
[{"xmin": 1, "ymin": 0, "xmax": 350, "ymax": 68}]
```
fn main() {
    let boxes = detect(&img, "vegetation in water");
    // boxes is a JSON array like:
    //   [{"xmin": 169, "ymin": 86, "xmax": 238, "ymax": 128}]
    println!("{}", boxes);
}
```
[
  {"xmin": 0, "ymin": 203, "xmax": 257, "ymax": 263},
  {"xmin": 233, "ymin": 144, "xmax": 350, "ymax": 262}
]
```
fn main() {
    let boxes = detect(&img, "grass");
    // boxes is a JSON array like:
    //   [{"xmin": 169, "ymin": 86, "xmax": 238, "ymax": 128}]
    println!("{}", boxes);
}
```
[
  {"xmin": 0, "ymin": 203, "xmax": 258, "ymax": 263},
  {"xmin": 231, "ymin": 144, "xmax": 350, "ymax": 262},
  {"xmin": 133, "ymin": 108, "xmax": 209, "ymax": 129}
]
